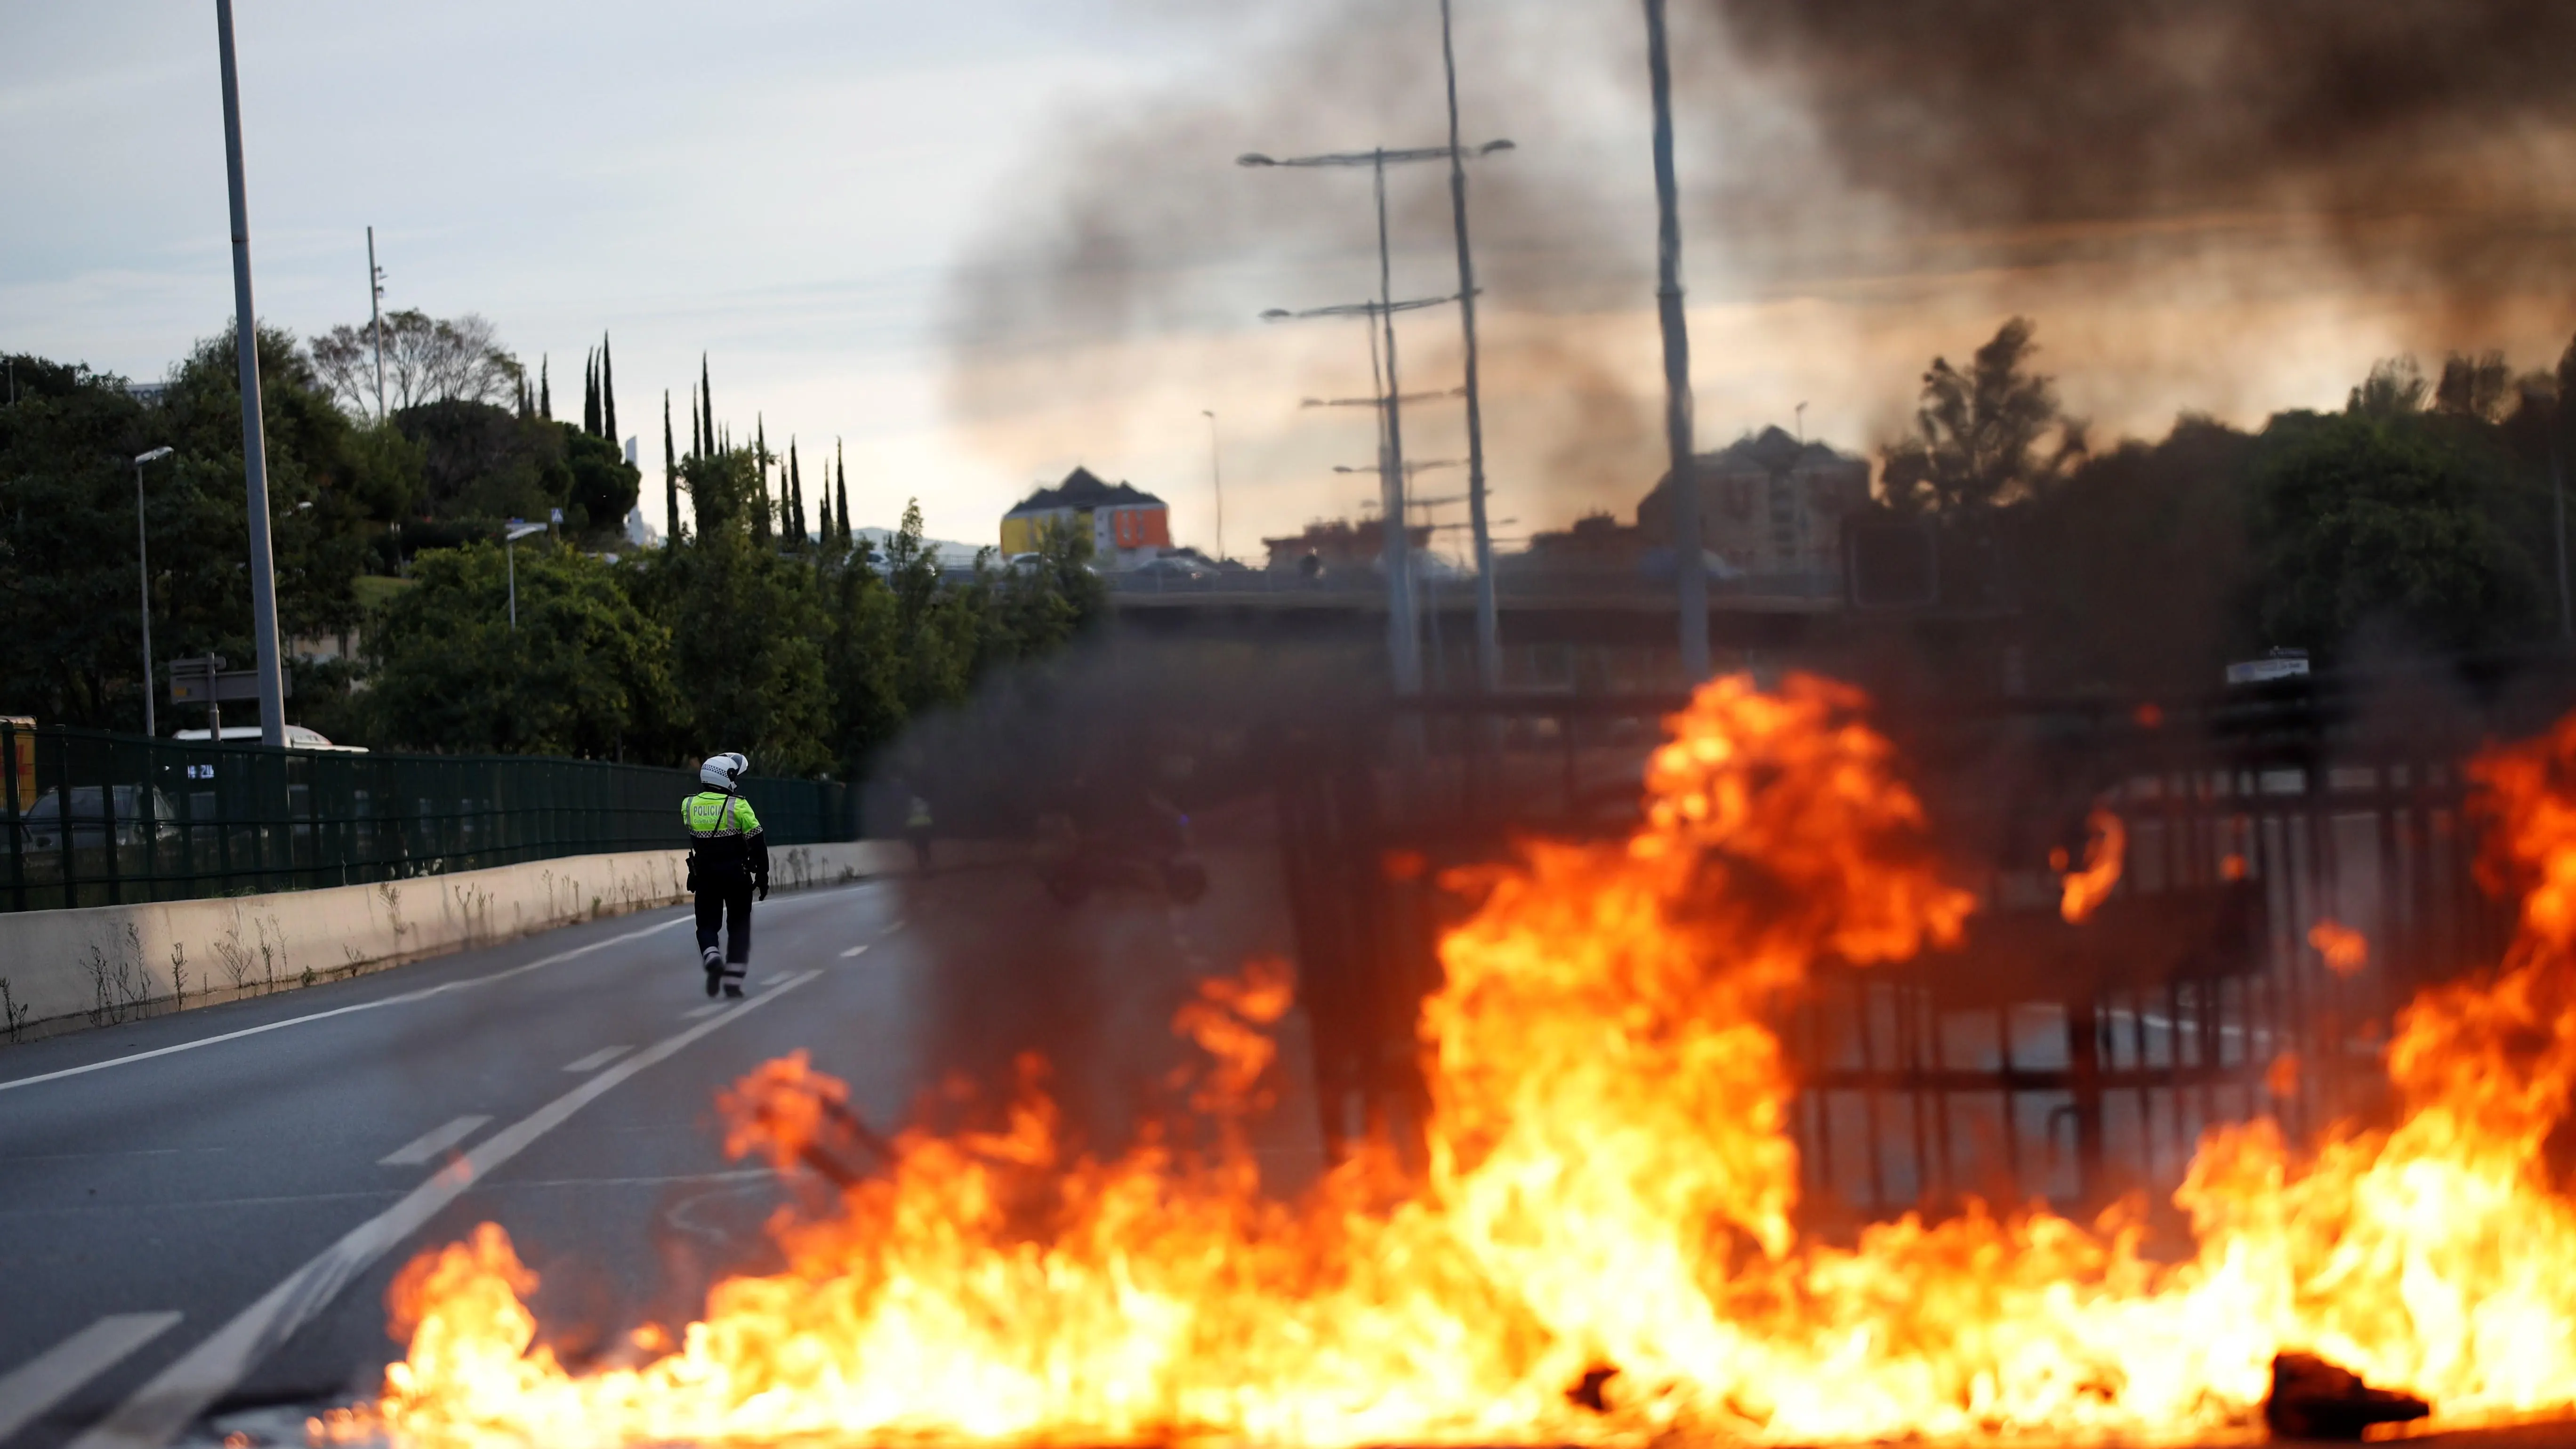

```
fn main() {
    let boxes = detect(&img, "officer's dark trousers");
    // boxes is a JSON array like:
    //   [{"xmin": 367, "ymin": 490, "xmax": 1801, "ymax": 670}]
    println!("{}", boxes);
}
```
[{"xmin": 693, "ymin": 877, "xmax": 754, "ymax": 980}]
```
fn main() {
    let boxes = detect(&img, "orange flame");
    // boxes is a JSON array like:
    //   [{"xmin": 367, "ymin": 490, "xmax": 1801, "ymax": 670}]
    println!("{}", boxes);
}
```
[
  {"xmin": 350, "ymin": 676, "xmax": 2576, "ymax": 1448},
  {"xmin": 2051, "ymin": 807, "xmax": 2126, "ymax": 923},
  {"xmin": 2309, "ymin": 919, "xmax": 2369, "ymax": 977}
]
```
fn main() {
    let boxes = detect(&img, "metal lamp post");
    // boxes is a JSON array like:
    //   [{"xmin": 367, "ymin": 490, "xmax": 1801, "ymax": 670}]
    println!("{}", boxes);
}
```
[
  {"xmin": 1642, "ymin": 0, "xmax": 1709, "ymax": 681},
  {"xmin": 1259, "ymin": 291, "xmax": 1467, "ymax": 694},
  {"xmin": 1240, "ymin": 139, "xmax": 1510, "ymax": 696},
  {"xmin": 215, "ymin": 0, "xmax": 290, "ymax": 747},
  {"xmin": 505, "ymin": 519, "xmax": 546, "ymax": 630},
  {"xmin": 134, "ymin": 447, "xmax": 174, "ymax": 736},
  {"xmin": 1201, "ymin": 409, "xmax": 1225, "ymax": 562}
]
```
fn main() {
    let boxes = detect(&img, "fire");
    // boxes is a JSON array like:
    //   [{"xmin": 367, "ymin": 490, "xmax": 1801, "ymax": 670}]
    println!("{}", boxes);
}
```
[
  {"xmin": 2050, "ymin": 807, "xmax": 2126, "ymax": 923},
  {"xmin": 2309, "ymin": 919, "xmax": 2369, "ymax": 976},
  {"xmin": 349, "ymin": 675, "xmax": 2576, "ymax": 1448}
]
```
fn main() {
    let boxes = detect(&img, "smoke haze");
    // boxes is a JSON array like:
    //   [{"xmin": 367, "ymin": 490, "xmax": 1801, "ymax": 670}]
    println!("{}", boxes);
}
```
[{"xmin": 941, "ymin": 0, "xmax": 2576, "ymax": 547}]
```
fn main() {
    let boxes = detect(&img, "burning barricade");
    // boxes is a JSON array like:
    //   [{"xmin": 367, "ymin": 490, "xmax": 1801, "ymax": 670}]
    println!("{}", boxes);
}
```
[{"xmin": 330, "ymin": 675, "xmax": 2576, "ymax": 1449}]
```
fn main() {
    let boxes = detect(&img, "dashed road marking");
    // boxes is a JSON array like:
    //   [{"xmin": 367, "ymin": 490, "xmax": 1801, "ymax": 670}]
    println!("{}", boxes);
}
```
[
  {"xmin": 561, "ymin": 1046, "xmax": 632, "ymax": 1073},
  {"xmin": 378, "ymin": 1115, "xmax": 491, "ymax": 1167},
  {"xmin": 681, "ymin": 1002, "xmax": 729, "ymax": 1020},
  {"xmin": 838, "ymin": 943, "xmax": 870, "ymax": 958},
  {"xmin": 64, "ymin": 971, "xmax": 822, "ymax": 1449},
  {"xmin": 0, "ymin": 1312, "xmax": 183, "ymax": 1443}
]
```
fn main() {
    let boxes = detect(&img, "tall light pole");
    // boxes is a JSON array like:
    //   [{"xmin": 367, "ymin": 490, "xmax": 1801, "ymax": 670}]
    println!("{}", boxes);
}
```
[
  {"xmin": 367, "ymin": 225, "xmax": 387, "ymax": 423},
  {"xmin": 216, "ymin": 0, "xmax": 289, "ymax": 748},
  {"xmin": 134, "ymin": 447, "xmax": 174, "ymax": 737},
  {"xmin": 1260, "ymin": 291, "xmax": 1465, "ymax": 695},
  {"xmin": 1642, "ymin": 0, "xmax": 1707, "ymax": 682},
  {"xmin": 505, "ymin": 520, "xmax": 546, "ymax": 630},
  {"xmin": 1241, "ymin": 140, "xmax": 1510, "ymax": 697},
  {"xmin": 1437, "ymin": 0, "xmax": 1505, "ymax": 692},
  {"xmin": 1201, "ymin": 409, "xmax": 1225, "ymax": 562}
]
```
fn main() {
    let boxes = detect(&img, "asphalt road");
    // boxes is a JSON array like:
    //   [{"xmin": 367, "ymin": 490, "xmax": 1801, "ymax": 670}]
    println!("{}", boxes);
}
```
[{"xmin": 0, "ymin": 848, "xmax": 1313, "ymax": 1449}]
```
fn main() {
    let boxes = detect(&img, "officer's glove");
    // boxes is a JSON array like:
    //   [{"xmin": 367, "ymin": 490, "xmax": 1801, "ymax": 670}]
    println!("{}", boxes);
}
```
[{"xmin": 755, "ymin": 879, "xmax": 769, "ymax": 902}]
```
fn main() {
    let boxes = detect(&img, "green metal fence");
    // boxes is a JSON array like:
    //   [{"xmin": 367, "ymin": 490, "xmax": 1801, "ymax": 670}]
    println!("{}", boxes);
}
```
[{"xmin": 0, "ymin": 722, "xmax": 853, "ymax": 913}]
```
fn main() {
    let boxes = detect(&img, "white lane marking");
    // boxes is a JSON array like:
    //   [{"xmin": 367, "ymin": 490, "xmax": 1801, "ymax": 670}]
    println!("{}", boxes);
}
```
[
  {"xmin": 378, "ymin": 1115, "xmax": 491, "ymax": 1167},
  {"xmin": 0, "ymin": 917, "xmax": 691, "ymax": 1095},
  {"xmin": 837, "ymin": 943, "xmax": 870, "ymax": 958},
  {"xmin": 561, "ymin": 1046, "xmax": 632, "ymax": 1073},
  {"xmin": 64, "ymin": 969, "xmax": 822, "ymax": 1449},
  {"xmin": 0, "ymin": 1312, "xmax": 183, "ymax": 1443},
  {"xmin": 681, "ymin": 1002, "xmax": 728, "ymax": 1020}
]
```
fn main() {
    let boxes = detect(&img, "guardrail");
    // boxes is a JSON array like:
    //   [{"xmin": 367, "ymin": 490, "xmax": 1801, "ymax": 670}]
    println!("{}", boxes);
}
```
[{"xmin": 0, "ymin": 722, "xmax": 852, "ymax": 912}]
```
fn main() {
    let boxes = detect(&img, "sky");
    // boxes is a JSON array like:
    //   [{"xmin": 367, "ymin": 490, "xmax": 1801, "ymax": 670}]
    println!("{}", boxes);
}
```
[{"xmin": 8, "ymin": 2, "xmax": 2574, "ymax": 562}]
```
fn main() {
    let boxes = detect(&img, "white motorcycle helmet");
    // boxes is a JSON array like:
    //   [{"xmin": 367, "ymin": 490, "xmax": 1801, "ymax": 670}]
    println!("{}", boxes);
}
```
[{"xmin": 699, "ymin": 752, "xmax": 749, "ymax": 789}]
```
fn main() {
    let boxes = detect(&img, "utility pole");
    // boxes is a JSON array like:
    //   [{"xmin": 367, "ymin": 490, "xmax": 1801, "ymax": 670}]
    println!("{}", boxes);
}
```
[
  {"xmin": 367, "ymin": 225, "xmax": 387, "ymax": 423},
  {"xmin": 1643, "ymin": 0, "xmax": 1708, "ymax": 682},
  {"xmin": 1438, "ymin": 0, "xmax": 1501, "ymax": 692},
  {"xmin": 135, "ymin": 448, "xmax": 174, "ymax": 737},
  {"xmin": 1201, "ymin": 409, "xmax": 1225, "ymax": 561},
  {"xmin": 216, "ymin": 0, "xmax": 288, "ymax": 748}
]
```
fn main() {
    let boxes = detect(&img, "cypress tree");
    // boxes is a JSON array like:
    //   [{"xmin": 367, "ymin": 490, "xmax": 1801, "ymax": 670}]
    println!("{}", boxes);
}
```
[
  {"xmin": 700, "ymin": 355, "xmax": 714, "ymax": 454},
  {"xmin": 582, "ymin": 350, "xmax": 599, "ymax": 436},
  {"xmin": 836, "ymin": 445, "xmax": 853, "ymax": 551},
  {"xmin": 688, "ymin": 382, "xmax": 701, "ymax": 459},
  {"xmin": 539, "ymin": 356, "xmax": 551, "ymax": 420},
  {"xmin": 752, "ymin": 416, "xmax": 772, "ymax": 545},
  {"xmin": 662, "ymin": 388, "xmax": 681, "ymax": 544},
  {"xmin": 789, "ymin": 440, "xmax": 806, "ymax": 547},
  {"xmin": 600, "ymin": 332, "xmax": 618, "ymax": 443}
]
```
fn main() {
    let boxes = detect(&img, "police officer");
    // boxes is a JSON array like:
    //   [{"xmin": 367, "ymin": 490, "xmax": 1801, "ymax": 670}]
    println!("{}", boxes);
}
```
[{"xmin": 684, "ymin": 752, "xmax": 767, "ymax": 997}]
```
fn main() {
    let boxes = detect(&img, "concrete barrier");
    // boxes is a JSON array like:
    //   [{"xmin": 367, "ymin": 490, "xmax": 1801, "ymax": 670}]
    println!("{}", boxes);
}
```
[{"xmin": 0, "ymin": 839, "xmax": 1015, "ymax": 1045}]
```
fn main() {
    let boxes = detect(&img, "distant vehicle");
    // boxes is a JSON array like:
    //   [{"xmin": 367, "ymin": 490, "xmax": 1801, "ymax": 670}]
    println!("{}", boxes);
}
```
[
  {"xmin": 1006, "ymin": 552, "xmax": 1045, "ymax": 573},
  {"xmin": 1127, "ymin": 557, "xmax": 1210, "ymax": 585},
  {"xmin": 16, "ymin": 785, "xmax": 180, "ymax": 853},
  {"xmin": 169, "ymin": 724, "xmax": 366, "ymax": 752},
  {"xmin": 2225, "ymin": 648, "xmax": 2310, "ymax": 686}
]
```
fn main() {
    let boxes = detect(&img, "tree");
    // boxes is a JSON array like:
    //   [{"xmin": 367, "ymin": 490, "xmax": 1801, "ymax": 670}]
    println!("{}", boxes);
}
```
[
  {"xmin": 539, "ymin": 355, "xmax": 551, "ymax": 421},
  {"xmin": 2253, "ymin": 409, "xmax": 2542, "ymax": 659},
  {"xmin": 600, "ymin": 332, "xmax": 618, "ymax": 443},
  {"xmin": 0, "ymin": 329, "xmax": 385, "ymax": 730},
  {"xmin": 562, "ymin": 427, "xmax": 640, "ymax": 535},
  {"xmin": 1882, "ymin": 317, "xmax": 2085, "ymax": 512},
  {"xmin": 363, "ymin": 541, "xmax": 676, "ymax": 757},
  {"xmin": 2435, "ymin": 350, "xmax": 2512, "ymax": 422},
  {"xmin": 582, "ymin": 349, "xmax": 599, "ymax": 437},
  {"xmin": 2349, "ymin": 356, "xmax": 2429, "ymax": 418},
  {"xmin": 309, "ymin": 310, "xmax": 521, "ymax": 417},
  {"xmin": 663, "ymin": 389, "xmax": 682, "ymax": 544}
]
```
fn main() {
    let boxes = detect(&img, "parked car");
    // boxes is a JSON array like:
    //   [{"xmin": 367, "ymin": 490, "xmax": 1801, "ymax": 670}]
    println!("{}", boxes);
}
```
[
  {"xmin": 1126, "ymin": 557, "xmax": 1211, "ymax": 586},
  {"xmin": 16, "ymin": 785, "xmax": 180, "ymax": 853}
]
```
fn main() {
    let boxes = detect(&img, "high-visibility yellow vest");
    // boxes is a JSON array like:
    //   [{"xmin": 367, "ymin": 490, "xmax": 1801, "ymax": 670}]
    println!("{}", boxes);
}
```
[{"xmin": 684, "ymin": 791, "xmax": 761, "ymax": 838}]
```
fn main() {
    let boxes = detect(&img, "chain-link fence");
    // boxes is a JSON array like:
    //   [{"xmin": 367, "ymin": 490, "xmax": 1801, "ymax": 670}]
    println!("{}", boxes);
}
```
[{"xmin": 0, "ymin": 722, "xmax": 853, "ymax": 912}]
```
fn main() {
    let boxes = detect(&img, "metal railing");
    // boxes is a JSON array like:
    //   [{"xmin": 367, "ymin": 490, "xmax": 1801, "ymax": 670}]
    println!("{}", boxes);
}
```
[
  {"xmin": 1274, "ymin": 673, "xmax": 2555, "ymax": 1211},
  {"xmin": 0, "ymin": 722, "xmax": 852, "ymax": 913}
]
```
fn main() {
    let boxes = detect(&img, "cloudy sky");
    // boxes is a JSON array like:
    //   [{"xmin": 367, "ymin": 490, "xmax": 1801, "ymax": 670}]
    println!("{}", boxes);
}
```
[{"xmin": 9, "ymin": 2, "xmax": 2574, "ymax": 558}]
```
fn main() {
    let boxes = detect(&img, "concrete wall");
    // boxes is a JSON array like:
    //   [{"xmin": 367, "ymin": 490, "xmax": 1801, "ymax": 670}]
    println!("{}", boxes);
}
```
[{"xmin": 0, "ymin": 839, "xmax": 990, "ymax": 1044}]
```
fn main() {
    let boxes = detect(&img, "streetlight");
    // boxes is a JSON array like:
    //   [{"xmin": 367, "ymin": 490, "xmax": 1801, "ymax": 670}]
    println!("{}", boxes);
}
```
[
  {"xmin": 134, "ymin": 447, "xmax": 174, "ymax": 736},
  {"xmin": 1642, "ymin": 0, "xmax": 1708, "ymax": 680},
  {"xmin": 1258, "ymin": 290, "xmax": 1465, "ymax": 694},
  {"xmin": 216, "ymin": 0, "xmax": 290, "ymax": 748},
  {"xmin": 504, "ymin": 519, "xmax": 546, "ymax": 630},
  {"xmin": 1201, "ymin": 409, "xmax": 1225, "ymax": 563},
  {"xmin": 1240, "ymin": 139, "xmax": 1510, "ymax": 695}
]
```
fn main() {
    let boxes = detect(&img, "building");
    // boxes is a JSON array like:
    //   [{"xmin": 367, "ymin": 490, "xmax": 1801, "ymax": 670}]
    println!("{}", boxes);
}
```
[
  {"xmin": 1261, "ymin": 518, "xmax": 1431, "ymax": 577},
  {"xmin": 1001, "ymin": 467, "xmax": 1171, "ymax": 563},
  {"xmin": 1635, "ymin": 426, "xmax": 1870, "ymax": 582}
]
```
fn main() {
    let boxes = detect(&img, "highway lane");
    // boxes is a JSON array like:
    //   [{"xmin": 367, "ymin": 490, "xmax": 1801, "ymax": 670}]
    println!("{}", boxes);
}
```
[{"xmin": 0, "ymin": 848, "xmax": 1312, "ymax": 1449}]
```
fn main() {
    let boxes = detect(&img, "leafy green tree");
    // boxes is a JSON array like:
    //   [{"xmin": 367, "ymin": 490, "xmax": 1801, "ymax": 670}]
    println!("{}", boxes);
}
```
[
  {"xmin": 2253, "ymin": 410, "xmax": 2542, "ymax": 659},
  {"xmin": 561, "ymin": 427, "xmax": 639, "ymax": 535},
  {"xmin": 1882, "ymin": 317, "xmax": 2086, "ymax": 513},
  {"xmin": 363, "ymin": 542, "xmax": 676, "ymax": 757}
]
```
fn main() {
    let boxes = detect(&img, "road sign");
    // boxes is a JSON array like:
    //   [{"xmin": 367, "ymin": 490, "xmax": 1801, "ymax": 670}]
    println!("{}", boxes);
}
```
[{"xmin": 169, "ymin": 657, "xmax": 290, "ymax": 703}]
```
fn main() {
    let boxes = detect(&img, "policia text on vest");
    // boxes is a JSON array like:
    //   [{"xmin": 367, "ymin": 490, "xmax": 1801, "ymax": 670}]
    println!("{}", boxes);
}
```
[{"xmin": 685, "ymin": 752, "xmax": 768, "ymax": 998}]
